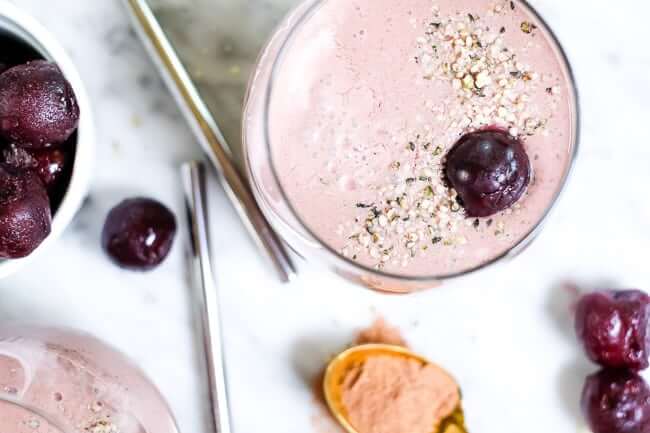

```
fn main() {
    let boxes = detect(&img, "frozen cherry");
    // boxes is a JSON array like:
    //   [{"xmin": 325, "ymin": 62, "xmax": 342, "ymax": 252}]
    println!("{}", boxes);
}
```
[
  {"xmin": 575, "ymin": 290, "xmax": 650, "ymax": 371},
  {"xmin": 102, "ymin": 198, "xmax": 177, "ymax": 271},
  {"xmin": 31, "ymin": 148, "xmax": 68, "ymax": 189},
  {"xmin": 581, "ymin": 369, "xmax": 650, "ymax": 433},
  {"xmin": 445, "ymin": 129, "xmax": 531, "ymax": 217},
  {"xmin": 3, "ymin": 145, "xmax": 68, "ymax": 189},
  {"xmin": 0, "ymin": 60, "xmax": 79, "ymax": 148},
  {"xmin": 0, "ymin": 164, "xmax": 51, "ymax": 258}
]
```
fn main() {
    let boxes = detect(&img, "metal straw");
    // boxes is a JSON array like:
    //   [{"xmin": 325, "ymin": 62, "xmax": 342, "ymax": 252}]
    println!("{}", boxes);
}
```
[
  {"xmin": 182, "ymin": 161, "xmax": 232, "ymax": 433},
  {"xmin": 124, "ymin": 0, "xmax": 296, "ymax": 283}
]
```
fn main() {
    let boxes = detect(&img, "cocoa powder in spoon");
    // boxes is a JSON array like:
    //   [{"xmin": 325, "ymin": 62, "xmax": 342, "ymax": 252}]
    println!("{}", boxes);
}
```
[
  {"xmin": 312, "ymin": 318, "xmax": 460, "ymax": 433},
  {"xmin": 341, "ymin": 354, "xmax": 460, "ymax": 433},
  {"xmin": 342, "ymin": 319, "xmax": 460, "ymax": 433}
]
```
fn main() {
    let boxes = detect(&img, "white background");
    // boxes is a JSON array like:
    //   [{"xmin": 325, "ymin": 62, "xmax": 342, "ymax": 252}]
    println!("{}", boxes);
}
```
[{"xmin": 2, "ymin": 1, "xmax": 649, "ymax": 432}]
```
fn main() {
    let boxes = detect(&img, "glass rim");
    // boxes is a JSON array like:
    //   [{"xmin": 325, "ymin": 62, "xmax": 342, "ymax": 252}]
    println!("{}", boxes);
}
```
[{"xmin": 259, "ymin": 0, "xmax": 581, "ymax": 283}]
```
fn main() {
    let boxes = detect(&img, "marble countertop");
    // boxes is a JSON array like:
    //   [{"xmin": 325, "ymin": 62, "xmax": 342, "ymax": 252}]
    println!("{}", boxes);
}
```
[{"xmin": 1, "ymin": 1, "xmax": 649, "ymax": 433}]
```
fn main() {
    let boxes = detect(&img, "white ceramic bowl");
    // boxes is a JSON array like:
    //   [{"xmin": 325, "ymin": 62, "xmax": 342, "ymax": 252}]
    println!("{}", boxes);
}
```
[{"xmin": 0, "ymin": 1, "xmax": 94, "ymax": 278}]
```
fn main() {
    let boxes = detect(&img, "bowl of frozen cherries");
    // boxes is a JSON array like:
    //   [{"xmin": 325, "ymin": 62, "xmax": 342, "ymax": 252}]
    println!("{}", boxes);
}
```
[{"xmin": 0, "ymin": 3, "xmax": 93, "ymax": 276}]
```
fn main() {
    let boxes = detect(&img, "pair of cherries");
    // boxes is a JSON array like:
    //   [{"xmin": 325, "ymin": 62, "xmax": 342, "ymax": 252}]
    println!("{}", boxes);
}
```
[{"xmin": 575, "ymin": 290, "xmax": 650, "ymax": 433}]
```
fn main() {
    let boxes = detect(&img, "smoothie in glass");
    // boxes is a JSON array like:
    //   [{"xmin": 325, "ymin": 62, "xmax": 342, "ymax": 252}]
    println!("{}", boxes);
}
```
[
  {"xmin": 0, "ymin": 325, "xmax": 179, "ymax": 433},
  {"xmin": 244, "ymin": 0, "xmax": 577, "ymax": 284}
]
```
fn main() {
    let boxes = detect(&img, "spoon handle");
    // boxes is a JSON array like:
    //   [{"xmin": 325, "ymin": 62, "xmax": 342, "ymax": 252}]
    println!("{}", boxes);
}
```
[
  {"xmin": 182, "ymin": 161, "xmax": 232, "ymax": 433},
  {"xmin": 124, "ymin": 0, "xmax": 296, "ymax": 283}
]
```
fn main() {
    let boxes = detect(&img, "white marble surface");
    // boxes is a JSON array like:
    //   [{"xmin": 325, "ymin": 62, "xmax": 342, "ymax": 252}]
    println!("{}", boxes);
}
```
[{"xmin": 1, "ymin": 1, "xmax": 649, "ymax": 433}]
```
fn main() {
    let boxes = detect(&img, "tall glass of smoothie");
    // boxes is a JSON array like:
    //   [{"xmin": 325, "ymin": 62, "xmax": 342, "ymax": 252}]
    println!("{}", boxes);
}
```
[
  {"xmin": 0, "ymin": 325, "xmax": 179, "ymax": 433},
  {"xmin": 243, "ymin": 0, "xmax": 579, "ymax": 292}
]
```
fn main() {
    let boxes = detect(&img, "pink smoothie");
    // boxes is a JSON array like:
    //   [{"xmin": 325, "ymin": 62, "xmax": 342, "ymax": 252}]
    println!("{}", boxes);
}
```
[
  {"xmin": 250, "ymin": 0, "xmax": 576, "ymax": 277},
  {"xmin": 0, "ymin": 400, "xmax": 63, "ymax": 433},
  {"xmin": 0, "ymin": 326, "xmax": 179, "ymax": 433}
]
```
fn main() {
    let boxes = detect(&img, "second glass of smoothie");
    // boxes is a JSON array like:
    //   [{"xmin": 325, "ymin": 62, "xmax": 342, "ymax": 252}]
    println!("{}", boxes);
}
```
[
  {"xmin": 0, "ymin": 325, "xmax": 180, "ymax": 433},
  {"xmin": 243, "ymin": 0, "xmax": 579, "ymax": 292}
]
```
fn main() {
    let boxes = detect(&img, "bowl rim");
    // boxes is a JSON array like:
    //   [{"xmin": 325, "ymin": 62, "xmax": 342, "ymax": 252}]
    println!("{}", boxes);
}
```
[{"xmin": 0, "ymin": 1, "xmax": 95, "ymax": 278}]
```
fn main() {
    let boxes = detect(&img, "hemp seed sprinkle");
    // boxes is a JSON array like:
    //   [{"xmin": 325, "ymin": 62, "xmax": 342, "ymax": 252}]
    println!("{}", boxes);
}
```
[
  {"xmin": 520, "ymin": 21, "xmax": 537, "ymax": 34},
  {"xmin": 339, "ymin": 1, "xmax": 561, "ymax": 269},
  {"xmin": 86, "ymin": 420, "xmax": 119, "ymax": 433}
]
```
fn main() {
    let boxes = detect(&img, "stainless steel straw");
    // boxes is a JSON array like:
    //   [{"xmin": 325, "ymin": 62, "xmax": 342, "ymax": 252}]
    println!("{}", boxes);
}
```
[
  {"xmin": 124, "ymin": 0, "xmax": 296, "ymax": 283},
  {"xmin": 182, "ymin": 161, "xmax": 232, "ymax": 433}
]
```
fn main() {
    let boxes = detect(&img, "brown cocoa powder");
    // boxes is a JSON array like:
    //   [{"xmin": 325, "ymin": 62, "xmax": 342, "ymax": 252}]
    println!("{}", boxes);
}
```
[
  {"xmin": 341, "ymin": 355, "xmax": 460, "ymax": 433},
  {"xmin": 353, "ymin": 318, "xmax": 408, "ymax": 347}
]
